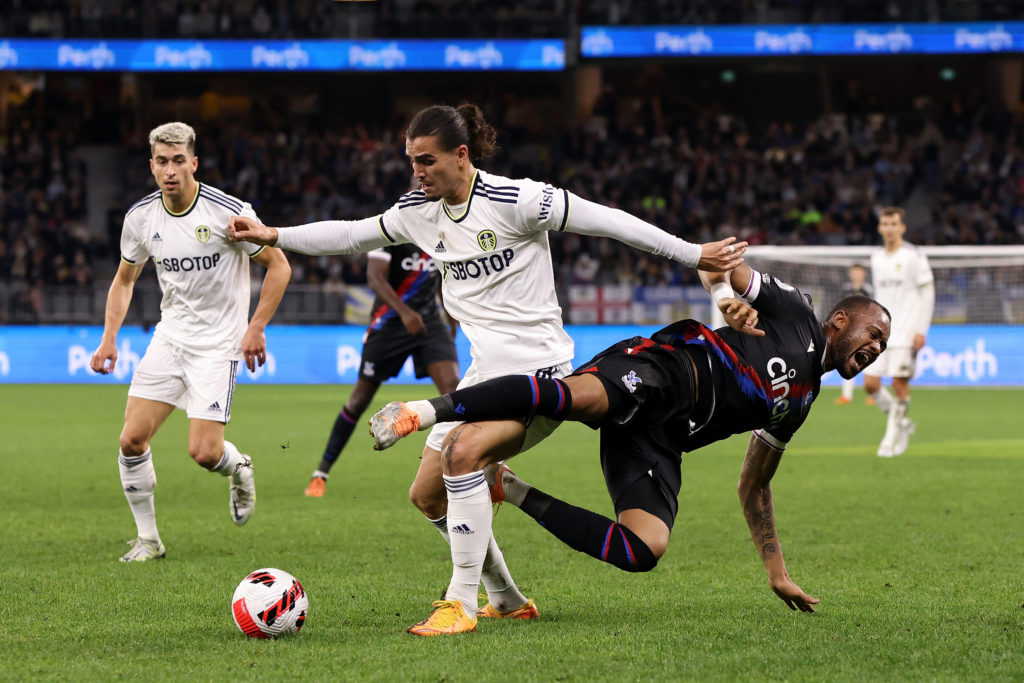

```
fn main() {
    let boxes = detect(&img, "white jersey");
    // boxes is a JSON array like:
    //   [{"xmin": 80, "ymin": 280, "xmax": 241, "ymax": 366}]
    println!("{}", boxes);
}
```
[
  {"xmin": 870, "ymin": 242, "xmax": 934, "ymax": 348},
  {"xmin": 380, "ymin": 170, "xmax": 573, "ymax": 378},
  {"xmin": 120, "ymin": 184, "xmax": 265, "ymax": 359}
]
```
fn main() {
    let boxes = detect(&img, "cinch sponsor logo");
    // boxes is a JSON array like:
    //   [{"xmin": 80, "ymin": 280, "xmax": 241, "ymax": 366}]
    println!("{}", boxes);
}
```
[
  {"xmin": 348, "ymin": 43, "xmax": 406, "ymax": 69},
  {"xmin": 157, "ymin": 253, "xmax": 222, "ymax": 272},
  {"xmin": 655, "ymin": 30, "xmax": 713, "ymax": 55},
  {"xmin": 58, "ymin": 42, "xmax": 116, "ymax": 69},
  {"xmin": 581, "ymin": 30, "xmax": 614, "ymax": 56},
  {"xmin": 445, "ymin": 42, "xmax": 503, "ymax": 69},
  {"xmin": 400, "ymin": 255, "xmax": 437, "ymax": 272},
  {"xmin": 767, "ymin": 356, "xmax": 797, "ymax": 424},
  {"xmin": 541, "ymin": 44, "xmax": 565, "ymax": 67},
  {"xmin": 442, "ymin": 248, "xmax": 515, "ymax": 281},
  {"xmin": 0, "ymin": 41, "xmax": 18, "ymax": 68},
  {"xmin": 754, "ymin": 29, "xmax": 813, "ymax": 53},
  {"xmin": 155, "ymin": 43, "xmax": 212, "ymax": 69},
  {"xmin": 954, "ymin": 25, "xmax": 1013, "ymax": 51},
  {"xmin": 916, "ymin": 340, "xmax": 997, "ymax": 381},
  {"xmin": 853, "ymin": 27, "xmax": 913, "ymax": 52},
  {"xmin": 68, "ymin": 340, "xmax": 140, "ymax": 380},
  {"xmin": 252, "ymin": 43, "xmax": 310, "ymax": 69}
]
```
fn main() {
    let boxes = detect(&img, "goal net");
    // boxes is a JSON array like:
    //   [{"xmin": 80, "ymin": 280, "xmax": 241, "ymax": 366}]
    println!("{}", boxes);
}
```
[
  {"xmin": 743, "ymin": 245, "xmax": 1024, "ymax": 324},
  {"xmin": 741, "ymin": 245, "xmax": 1024, "ymax": 386}
]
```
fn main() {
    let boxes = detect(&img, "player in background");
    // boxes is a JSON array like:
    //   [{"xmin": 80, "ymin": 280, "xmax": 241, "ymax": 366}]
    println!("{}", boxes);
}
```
[
  {"xmin": 862, "ymin": 207, "xmax": 934, "ymax": 457},
  {"xmin": 372, "ymin": 265, "xmax": 890, "ymax": 613},
  {"xmin": 304, "ymin": 243, "xmax": 459, "ymax": 497},
  {"xmin": 835, "ymin": 263, "xmax": 873, "ymax": 405},
  {"xmin": 90, "ymin": 122, "xmax": 291, "ymax": 562},
  {"xmin": 227, "ymin": 103, "xmax": 748, "ymax": 636}
]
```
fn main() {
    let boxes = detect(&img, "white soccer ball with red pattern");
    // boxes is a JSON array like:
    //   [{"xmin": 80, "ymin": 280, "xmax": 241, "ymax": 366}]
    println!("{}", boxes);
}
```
[{"xmin": 231, "ymin": 568, "xmax": 308, "ymax": 638}]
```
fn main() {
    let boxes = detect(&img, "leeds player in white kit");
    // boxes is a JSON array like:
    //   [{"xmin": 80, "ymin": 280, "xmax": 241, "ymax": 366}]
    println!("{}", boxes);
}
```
[
  {"xmin": 863, "ymin": 207, "xmax": 934, "ymax": 457},
  {"xmin": 227, "ymin": 103, "xmax": 747, "ymax": 635},
  {"xmin": 91, "ymin": 122, "xmax": 291, "ymax": 562}
]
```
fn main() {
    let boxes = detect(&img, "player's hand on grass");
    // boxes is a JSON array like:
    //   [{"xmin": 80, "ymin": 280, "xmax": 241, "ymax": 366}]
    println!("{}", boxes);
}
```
[
  {"xmin": 241, "ymin": 325, "xmax": 268, "ymax": 372},
  {"xmin": 770, "ymin": 577, "xmax": 819, "ymax": 613},
  {"xmin": 719, "ymin": 298, "xmax": 764, "ymax": 337},
  {"xmin": 698, "ymin": 237, "xmax": 747, "ymax": 272},
  {"xmin": 90, "ymin": 340, "xmax": 118, "ymax": 374},
  {"xmin": 228, "ymin": 216, "xmax": 279, "ymax": 246}
]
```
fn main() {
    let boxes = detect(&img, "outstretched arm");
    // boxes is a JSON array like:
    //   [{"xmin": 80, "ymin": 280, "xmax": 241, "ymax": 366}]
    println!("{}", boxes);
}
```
[
  {"xmin": 563, "ymin": 193, "xmax": 746, "ymax": 271},
  {"xmin": 738, "ymin": 433, "xmax": 819, "ymax": 612},
  {"xmin": 228, "ymin": 215, "xmax": 392, "ymax": 255}
]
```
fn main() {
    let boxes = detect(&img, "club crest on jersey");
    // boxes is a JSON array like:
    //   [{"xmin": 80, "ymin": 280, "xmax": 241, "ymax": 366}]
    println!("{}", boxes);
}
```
[
  {"xmin": 621, "ymin": 370, "xmax": 642, "ymax": 393},
  {"xmin": 476, "ymin": 229, "xmax": 497, "ymax": 251},
  {"xmin": 195, "ymin": 225, "xmax": 211, "ymax": 243}
]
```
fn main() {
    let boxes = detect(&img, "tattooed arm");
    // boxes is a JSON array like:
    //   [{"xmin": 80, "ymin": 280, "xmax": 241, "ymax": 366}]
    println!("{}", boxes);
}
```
[{"xmin": 738, "ymin": 434, "xmax": 820, "ymax": 612}]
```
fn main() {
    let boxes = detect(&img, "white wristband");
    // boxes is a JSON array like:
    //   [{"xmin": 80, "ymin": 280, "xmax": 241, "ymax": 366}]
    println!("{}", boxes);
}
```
[{"xmin": 710, "ymin": 282, "xmax": 734, "ymax": 307}]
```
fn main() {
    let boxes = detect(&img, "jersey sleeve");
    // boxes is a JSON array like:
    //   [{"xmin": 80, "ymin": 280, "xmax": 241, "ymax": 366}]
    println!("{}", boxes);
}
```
[
  {"xmin": 239, "ymin": 202, "xmax": 267, "ymax": 257},
  {"xmin": 515, "ymin": 178, "xmax": 569, "ymax": 235},
  {"xmin": 367, "ymin": 248, "xmax": 391, "ymax": 263},
  {"xmin": 740, "ymin": 269, "xmax": 815, "ymax": 320},
  {"xmin": 915, "ymin": 250, "xmax": 934, "ymax": 287},
  {"xmin": 755, "ymin": 407, "xmax": 810, "ymax": 451},
  {"xmin": 119, "ymin": 210, "xmax": 148, "ymax": 265}
]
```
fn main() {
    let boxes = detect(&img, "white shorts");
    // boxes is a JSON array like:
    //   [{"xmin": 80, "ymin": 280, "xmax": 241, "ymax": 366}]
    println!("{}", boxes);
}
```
[
  {"xmin": 863, "ymin": 345, "xmax": 916, "ymax": 379},
  {"xmin": 128, "ymin": 334, "xmax": 240, "ymax": 423},
  {"xmin": 424, "ymin": 361, "xmax": 574, "ymax": 453}
]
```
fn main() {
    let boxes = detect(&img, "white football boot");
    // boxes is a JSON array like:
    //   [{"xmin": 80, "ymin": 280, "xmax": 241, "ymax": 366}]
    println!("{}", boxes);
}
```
[
  {"xmin": 230, "ymin": 454, "xmax": 256, "ymax": 525},
  {"xmin": 120, "ymin": 537, "xmax": 166, "ymax": 562},
  {"xmin": 892, "ymin": 418, "xmax": 916, "ymax": 456}
]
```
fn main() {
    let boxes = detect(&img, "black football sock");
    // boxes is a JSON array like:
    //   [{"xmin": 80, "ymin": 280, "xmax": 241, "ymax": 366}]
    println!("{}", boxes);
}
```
[
  {"xmin": 316, "ymin": 407, "xmax": 360, "ymax": 475},
  {"xmin": 427, "ymin": 376, "xmax": 572, "ymax": 423},
  {"xmin": 519, "ymin": 488, "xmax": 658, "ymax": 573}
]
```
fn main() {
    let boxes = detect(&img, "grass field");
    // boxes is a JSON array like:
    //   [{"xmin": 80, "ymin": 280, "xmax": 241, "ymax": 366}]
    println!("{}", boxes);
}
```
[{"xmin": 1, "ymin": 384, "xmax": 1022, "ymax": 681}]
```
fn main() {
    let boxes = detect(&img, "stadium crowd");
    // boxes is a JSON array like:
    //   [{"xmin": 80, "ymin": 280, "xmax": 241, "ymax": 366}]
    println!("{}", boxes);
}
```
[{"xmin": 3, "ymin": 0, "xmax": 1022, "ymax": 40}]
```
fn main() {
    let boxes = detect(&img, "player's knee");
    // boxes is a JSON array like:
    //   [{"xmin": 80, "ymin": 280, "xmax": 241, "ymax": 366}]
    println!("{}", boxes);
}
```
[
  {"xmin": 409, "ymin": 480, "xmax": 446, "ymax": 518},
  {"xmin": 119, "ymin": 431, "xmax": 149, "ymax": 458},
  {"xmin": 188, "ymin": 443, "xmax": 222, "ymax": 469},
  {"xmin": 439, "ymin": 424, "xmax": 491, "ymax": 475}
]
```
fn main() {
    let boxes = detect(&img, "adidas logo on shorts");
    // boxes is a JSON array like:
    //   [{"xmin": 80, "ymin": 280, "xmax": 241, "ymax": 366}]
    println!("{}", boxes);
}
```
[
  {"xmin": 208, "ymin": 401, "xmax": 221, "ymax": 412},
  {"xmin": 450, "ymin": 523, "xmax": 473, "ymax": 534}
]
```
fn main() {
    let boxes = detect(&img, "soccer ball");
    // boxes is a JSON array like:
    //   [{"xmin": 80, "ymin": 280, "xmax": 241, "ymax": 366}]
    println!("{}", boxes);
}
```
[{"xmin": 231, "ymin": 568, "xmax": 308, "ymax": 638}]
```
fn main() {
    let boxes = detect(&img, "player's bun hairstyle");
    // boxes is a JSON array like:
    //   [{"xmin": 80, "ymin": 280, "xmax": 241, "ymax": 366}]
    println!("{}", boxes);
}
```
[
  {"xmin": 148, "ymin": 121, "xmax": 196, "ymax": 155},
  {"xmin": 406, "ymin": 103, "xmax": 497, "ymax": 162}
]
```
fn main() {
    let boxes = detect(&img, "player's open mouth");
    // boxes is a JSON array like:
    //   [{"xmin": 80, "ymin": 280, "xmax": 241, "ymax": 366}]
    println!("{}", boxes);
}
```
[{"xmin": 854, "ymin": 350, "xmax": 872, "ymax": 369}]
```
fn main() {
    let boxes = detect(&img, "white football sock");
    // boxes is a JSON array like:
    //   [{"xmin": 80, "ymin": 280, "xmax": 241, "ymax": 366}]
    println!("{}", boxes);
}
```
[
  {"xmin": 880, "ymin": 401, "xmax": 901, "ymax": 448},
  {"xmin": 443, "ymin": 471, "xmax": 491, "ymax": 615},
  {"xmin": 118, "ymin": 448, "xmax": 159, "ymax": 542},
  {"xmin": 871, "ymin": 386, "xmax": 894, "ymax": 412},
  {"xmin": 480, "ymin": 535, "xmax": 529, "ymax": 612},
  {"xmin": 428, "ymin": 515, "xmax": 451, "ymax": 543},
  {"xmin": 840, "ymin": 378, "xmax": 855, "ymax": 401},
  {"xmin": 212, "ymin": 440, "xmax": 244, "ymax": 476},
  {"xmin": 406, "ymin": 400, "xmax": 437, "ymax": 431}
]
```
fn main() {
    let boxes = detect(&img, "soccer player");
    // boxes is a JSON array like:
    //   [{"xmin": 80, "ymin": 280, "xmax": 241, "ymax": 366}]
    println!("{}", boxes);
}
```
[
  {"xmin": 372, "ymin": 264, "xmax": 890, "ymax": 615},
  {"xmin": 90, "ymin": 122, "xmax": 291, "ymax": 562},
  {"xmin": 862, "ymin": 207, "xmax": 934, "ymax": 457},
  {"xmin": 304, "ymin": 243, "xmax": 459, "ymax": 497},
  {"xmin": 227, "ymin": 103, "xmax": 747, "ymax": 635},
  {"xmin": 835, "ymin": 263, "xmax": 873, "ymax": 405}
]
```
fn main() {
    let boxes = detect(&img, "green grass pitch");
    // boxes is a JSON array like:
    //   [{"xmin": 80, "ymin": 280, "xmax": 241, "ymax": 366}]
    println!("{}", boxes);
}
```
[{"xmin": 1, "ymin": 384, "xmax": 1022, "ymax": 680}]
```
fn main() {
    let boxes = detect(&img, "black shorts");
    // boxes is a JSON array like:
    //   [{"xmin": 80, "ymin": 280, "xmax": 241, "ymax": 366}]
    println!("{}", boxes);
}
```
[
  {"xmin": 573, "ymin": 337, "xmax": 713, "ymax": 529},
  {"xmin": 359, "ymin": 309, "xmax": 457, "ymax": 383}
]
